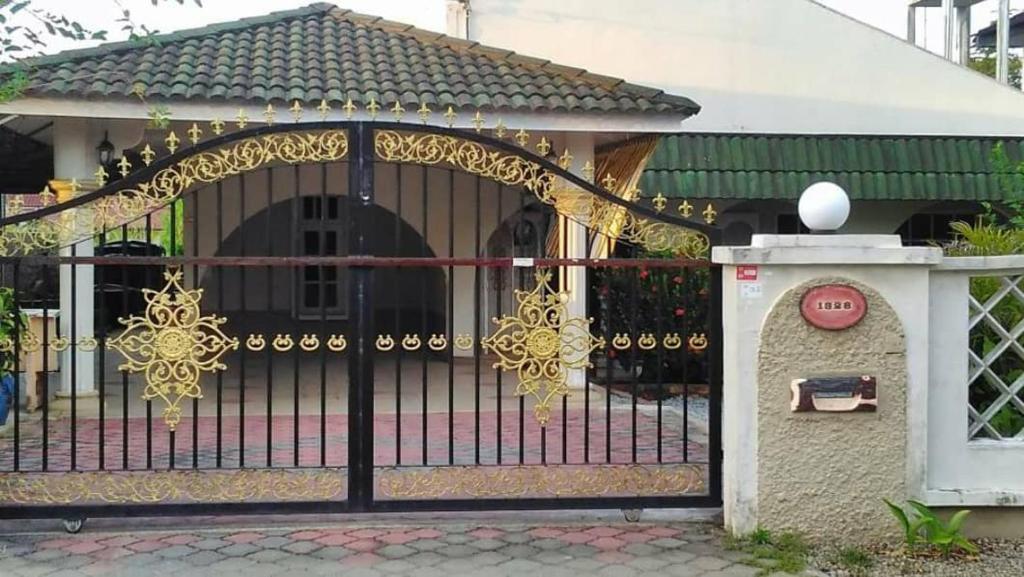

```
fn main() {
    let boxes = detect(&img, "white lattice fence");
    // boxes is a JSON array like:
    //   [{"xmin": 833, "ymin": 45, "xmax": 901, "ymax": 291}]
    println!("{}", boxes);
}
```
[{"xmin": 967, "ymin": 274, "xmax": 1024, "ymax": 440}]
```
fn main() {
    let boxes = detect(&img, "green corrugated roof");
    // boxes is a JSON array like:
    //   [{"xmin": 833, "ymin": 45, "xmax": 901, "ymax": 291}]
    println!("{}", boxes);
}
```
[
  {"xmin": 642, "ymin": 134, "xmax": 1024, "ymax": 201},
  {"xmin": 3, "ymin": 3, "xmax": 699, "ymax": 116}
]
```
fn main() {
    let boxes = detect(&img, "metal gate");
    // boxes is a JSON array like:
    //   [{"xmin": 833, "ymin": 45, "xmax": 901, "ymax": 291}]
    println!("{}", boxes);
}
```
[{"xmin": 0, "ymin": 117, "xmax": 720, "ymax": 522}]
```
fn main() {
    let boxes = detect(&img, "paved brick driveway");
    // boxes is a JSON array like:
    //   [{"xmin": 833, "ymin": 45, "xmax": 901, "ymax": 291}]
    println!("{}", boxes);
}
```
[{"xmin": 0, "ymin": 517, "xmax": 767, "ymax": 576}]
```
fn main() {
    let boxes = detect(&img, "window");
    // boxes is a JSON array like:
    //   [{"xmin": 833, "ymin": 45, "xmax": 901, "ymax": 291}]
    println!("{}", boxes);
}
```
[
  {"xmin": 897, "ymin": 213, "xmax": 977, "ymax": 246},
  {"xmin": 298, "ymin": 196, "xmax": 346, "ymax": 316}
]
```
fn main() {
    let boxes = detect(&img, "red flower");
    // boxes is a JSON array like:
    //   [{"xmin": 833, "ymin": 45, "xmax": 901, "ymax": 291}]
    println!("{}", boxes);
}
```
[
  {"xmin": 607, "ymin": 349, "xmax": 617, "ymax": 359},
  {"xmin": 599, "ymin": 286, "xmax": 609, "ymax": 296},
  {"xmin": 673, "ymin": 276, "xmax": 683, "ymax": 284},
  {"xmin": 639, "ymin": 269, "xmax": 649, "ymax": 279},
  {"xmin": 674, "ymin": 308, "xmax": 686, "ymax": 317}
]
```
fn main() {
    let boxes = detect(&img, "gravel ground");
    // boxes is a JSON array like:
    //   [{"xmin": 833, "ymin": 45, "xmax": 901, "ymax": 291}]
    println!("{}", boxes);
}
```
[{"xmin": 812, "ymin": 539, "xmax": 1024, "ymax": 576}]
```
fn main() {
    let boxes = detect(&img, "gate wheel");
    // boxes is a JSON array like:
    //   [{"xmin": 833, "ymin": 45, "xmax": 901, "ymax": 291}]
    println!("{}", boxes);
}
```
[
  {"xmin": 61, "ymin": 518, "xmax": 85, "ymax": 534},
  {"xmin": 622, "ymin": 509, "xmax": 642, "ymax": 523}
]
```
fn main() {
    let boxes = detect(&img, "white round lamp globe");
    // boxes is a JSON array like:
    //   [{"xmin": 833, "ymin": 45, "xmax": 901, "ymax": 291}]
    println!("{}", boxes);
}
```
[{"xmin": 798, "ymin": 182, "xmax": 850, "ymax": 232}]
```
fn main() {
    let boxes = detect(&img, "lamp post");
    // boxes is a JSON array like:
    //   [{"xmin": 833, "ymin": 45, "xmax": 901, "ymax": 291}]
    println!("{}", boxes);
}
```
[{"xmin": 798, "ymin": 182, "xmax": 850, "ymax": 234}]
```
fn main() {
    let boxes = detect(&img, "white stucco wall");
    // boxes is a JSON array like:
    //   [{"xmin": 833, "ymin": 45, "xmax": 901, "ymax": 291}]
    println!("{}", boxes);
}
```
[{"xmin": 467, "ymin": 0, "xmax": 1024, "ymax": 135}]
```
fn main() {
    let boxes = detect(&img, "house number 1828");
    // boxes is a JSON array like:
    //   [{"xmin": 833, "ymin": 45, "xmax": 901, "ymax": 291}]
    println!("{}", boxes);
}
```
[
  {"xmin": 816, "ymin": 300, "xmax": 853, "ymax": 311},
  {"xmin": 800, "ymin": 284, "xmax": 868, "ymax": 331}
]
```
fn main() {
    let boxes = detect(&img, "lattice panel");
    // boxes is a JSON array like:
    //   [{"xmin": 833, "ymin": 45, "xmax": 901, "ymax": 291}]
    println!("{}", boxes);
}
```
[{"xmin": 967, "ymin": 275, "xmax": 1024, "ymax": 440}]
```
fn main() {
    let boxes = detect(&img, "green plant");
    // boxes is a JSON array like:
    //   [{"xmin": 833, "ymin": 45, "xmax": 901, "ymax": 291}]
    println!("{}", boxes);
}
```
[
  {"xmin": 0, "ymin": 287, "xmax": 28, "ymax": 374},
  {"xmin": 884, "ymin": 499, "xmax": 978, "ymax": 557},
  {"xmin": 728, "ymin": 528, "xmax": 809, "ymax": 576},
  {"xmin": 832, "ymin": 546, "xmax": 874, "ymax": 575}
]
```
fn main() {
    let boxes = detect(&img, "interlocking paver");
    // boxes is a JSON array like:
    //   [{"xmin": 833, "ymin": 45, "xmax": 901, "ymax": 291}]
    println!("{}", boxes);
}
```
[
  {"xmin": 376, "ymin": 544, "xmax": 416, "ymax": 559},
  {"xmin": 1, "ymin": 520, "xmax": 744, "ymax": 577},
  {"xmin": 154, "ymin": 544, "xmax": 195, "ymax": 558},
  {"xmin": 281, "ymin": 539, "xmax": 322, "ymax": 554},
  {"xmin": 218, "ymin": 542, "xmax": 260, "ymax": 557}
]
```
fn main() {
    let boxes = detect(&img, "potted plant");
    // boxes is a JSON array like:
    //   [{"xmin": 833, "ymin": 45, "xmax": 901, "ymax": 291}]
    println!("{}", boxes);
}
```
[{"xmin": 0, "ymin": 287, "xmax": 27, "ymax": 426}]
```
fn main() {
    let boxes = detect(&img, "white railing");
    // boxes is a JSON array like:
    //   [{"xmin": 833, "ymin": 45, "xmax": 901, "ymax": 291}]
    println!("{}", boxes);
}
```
[{"xmin": 927, "ymin": 255, "xmax": 1024, "ymax": 506}]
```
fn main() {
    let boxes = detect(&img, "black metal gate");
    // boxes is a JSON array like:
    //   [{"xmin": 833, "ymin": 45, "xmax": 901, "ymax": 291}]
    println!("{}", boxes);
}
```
[{"xmin": 0, "ymin": 119, "xmax": 720, "ymax": 522}]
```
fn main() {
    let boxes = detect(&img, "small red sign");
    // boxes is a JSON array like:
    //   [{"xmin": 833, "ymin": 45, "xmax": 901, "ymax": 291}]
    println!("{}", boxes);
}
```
[
  {"xmin": 736, "ymin": 266, "xmax": 758, "ymax": 281},
  {"xmin": 800, "ymin": 284, "xmax": 867, "ymax": 331}
]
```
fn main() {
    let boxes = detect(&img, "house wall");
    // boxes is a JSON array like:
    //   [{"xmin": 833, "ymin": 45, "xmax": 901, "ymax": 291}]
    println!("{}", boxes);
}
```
[{"xmin": 467, "ymin": 0, "xmax": 1024, "ymax": 136}]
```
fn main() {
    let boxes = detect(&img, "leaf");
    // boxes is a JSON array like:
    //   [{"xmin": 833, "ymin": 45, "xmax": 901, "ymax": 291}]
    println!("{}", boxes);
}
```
[
  {"xmin": 8, "ymin": 1, "xmax": 29, "ymax": 14},
  {"xmin": 883, "ymin": 499, "xmax": 917, "ymax": 545},
  {"xmin": 947, "ymin": 509, "xmax": 971, "ymax": 535},
  {"xmin": 953, "ymin": 535, "xmax": 979, "ymax": 555},
  {"xmin": 906, "ymin": 500, "xmax": 936, "ymax": 522}
]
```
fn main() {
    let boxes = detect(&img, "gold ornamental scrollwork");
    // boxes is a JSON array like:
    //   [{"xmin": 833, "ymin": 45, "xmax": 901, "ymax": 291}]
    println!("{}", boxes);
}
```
[
  {"xmin": 663, "ymin": 333, "xmax": 683, "ymax": 350},
  {"xmin": 376, "ymin": 334, "xmax": 396, "ymax": 352},
  {"xmin": 611, "ymin": 333, "xmax": 632, "ymax": 350},
  {"xmin": 401, "ymin": 334, "xmax": 422, "ymax": 351},
  {"xmin": 299, "ymin": 334, "xmax": 320, "ymax": 352},
  {"xmin": 373, "ymin": 130, "xmax": 709, "ymax": 259},
  {"xmin": 688, "ymin": 333, "xmax": 709, "ymax": 352},
  {"xmin": 326, "ymin": 334, "xmax": 348, "ymax": 352},
  {"xmin": 427, "ymin": 334, "xmax": 448, "ymax": 351},
  {"xmin": 481, "ymin": 268, "xmax": 605, "ymax": 426},
  {"xmin": 637, "ymin": 333, "xmax": 658, "ymax": 351},
  {"xmin": 106, "ymin": 269, "xmax": 238, "ymax": 430},
  {"xmin": 0, "ymin": 469, "xmax": 345, "ymax": 505},
  {"xmin": 246, "ymin": 334, "xmax": 266, "ymax": 351},
  {"xmin": 0, "ymin": 130, "xmax": 349, "ymax": 256},
  {"xmin": 454, "ymin": 334, "xmax": 474, "ymax": 351},
  {"xmin": 272, "ymin": 334, "xmax": 295, "ymax": 352},
  {"xmin": 377, "ymin": 464, "xmax": 705, "ymax": 499}
]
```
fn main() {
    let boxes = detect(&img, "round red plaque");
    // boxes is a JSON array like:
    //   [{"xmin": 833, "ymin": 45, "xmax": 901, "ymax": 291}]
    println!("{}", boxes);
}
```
[{"xmin": 800, "ymin": 284, "xmax": 867, "ymax": 331}]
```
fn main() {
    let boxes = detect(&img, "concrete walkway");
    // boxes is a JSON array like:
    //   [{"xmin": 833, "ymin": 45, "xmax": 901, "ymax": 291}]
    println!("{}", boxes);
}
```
[{"xmin": 0, "ymin": 513, "xmax": 771, "ymax": 577}]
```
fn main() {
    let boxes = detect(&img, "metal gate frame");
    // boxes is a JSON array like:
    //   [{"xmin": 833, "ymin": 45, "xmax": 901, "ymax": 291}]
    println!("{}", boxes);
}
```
[{"xmin": 0, "ymin": 118, "xmax": 721, "ymax": 521}]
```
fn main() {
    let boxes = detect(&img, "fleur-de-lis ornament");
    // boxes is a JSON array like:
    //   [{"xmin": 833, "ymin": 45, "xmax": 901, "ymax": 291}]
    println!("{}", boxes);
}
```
[
  {"xmin": 236, "ymin": 109, "xmax": 249, "ymax": 129},
  {"xmin": 391, "ymin": 100, "xmax": 405, "ymax": 121},
  {"xmin": 141, "ymin": 144, "xmax": 156, "ymax": 166},
  {"xmin": 210, "ymin": 118, "xmax": 225, "ymax": 135},
  {"xmin": 514, "ymin": 129, "xmax": 529, "ymax": 147},
  {"xmin": 471, "ymin": 111, "xmax": 485, "ymax": 133},
  {"xmin": 417, "ymin": 102, "xmax": 431, "ymax": 124},
  {"xmin": 366, "ymin": 98, "xmax": 380, "ymax": 120},
  {"xmin": 290, "ymin": 100, "xmax": 303, "ymax": 122},
  {"xmin": 444, "ymin": 106, "xmax": 457, "ymax": 127},
  {"xmin": 187, "ymin": 123, "xmax": 202, "ymax": 145},
  {"xmin": 263, "ymin": 103, "xmax": 276, "ymax": 125}
]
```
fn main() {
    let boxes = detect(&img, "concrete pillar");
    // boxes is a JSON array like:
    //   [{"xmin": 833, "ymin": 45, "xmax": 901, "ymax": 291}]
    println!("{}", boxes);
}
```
[
  {"xmin": 713, "ymin": 234, "xmax": 941, "ymax": 542},
  {"xmin": 53, "ymin": 118, "xmax": 96, "ymax": 398},
  {"xmin": 563, "ymin": 132, "xmax": 593, "ymax": 389}
]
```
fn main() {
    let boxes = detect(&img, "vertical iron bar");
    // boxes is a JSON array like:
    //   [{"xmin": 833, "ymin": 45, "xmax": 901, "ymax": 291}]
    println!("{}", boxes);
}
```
[
  {"xmin": 495, "ymin": 185, "xmax": 503, "ymax": 465},
  {"xmin": 602, "ymin": 270, "xmax": 613, "ymax": 464},
  {"xmin": 394, "ymin": 163, "xmax": 402, "ymax": 466},
  {"xmin": 145, "ymin": 215, "xmax": 153, "ymax": 469},
  {"xmin": 192, "ymin": 192, "xmax": 199, "ymax": 468},
  {"xmin": 473, "ymin": 175, "xmax": 481, "ymax": 465},
  {"xmin": 421, "ymin": 166, "xmax": 428, "ymax": 466},
  {"xmin": 319, "ymin": 163, "xmax": 327, "ymax": 467},
  {"xmin": 517, "ymin": 188, "xmax": 525, "ymax": 465},
  {"xmin": 169, "ymin": 200, "xmax": 178, "ymax": 469},
  {"xmin": 266, "ymin": 167, "xmax": 274, "ymax": 467},
  {"xmin": 447, "ymin": 169, "xmax": 454, "ymax": 465},
  {"xmin": 216, "ymin": 182, "xmax": 223, "ymax": 468},
  {"xmin": 12, "ymin": 261, "xmax": 20, "ymax": 471},
  {"xmin": 70, "ymin": 243, "xmax": 77, "ymax": 470},
  {"xmin": 238, "ymin": 180, "xmax": 246, "ymax": 468},
  {"xmin": 293, "ymin": 165, "xmax": 301, "ymax": 468},
  {"xmin": 97, "ymin": 231, "xmax": 106, "ymax": 470},
  {"xmin": 347, "ymin": 122, "xmax": 376, "ymax": 511},
  {"xmin": 121, "ymin": 223, "xmax": 129, "ymax": 470},
  {"xmin": 630, "ymin": 268, "xmax": 638, "ymax": 463},
  {"xmin": 682, "ymin": 267, "xmax": 690, "ymax": 462},
  {"xmin": 656, "ymin": 267, "xmax": 665, "ymax": 463},
  {"xmin": 41, "ymin": 262, "xmax": 48, "ymax": 472}
]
